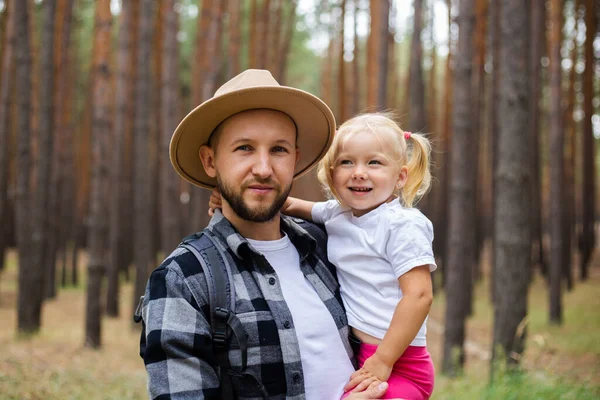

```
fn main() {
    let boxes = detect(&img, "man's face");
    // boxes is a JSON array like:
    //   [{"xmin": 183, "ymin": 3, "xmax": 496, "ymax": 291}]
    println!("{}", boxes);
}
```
[{"xmin": 201, "ymin": 109, "xmax": 299, "ymax": 223}]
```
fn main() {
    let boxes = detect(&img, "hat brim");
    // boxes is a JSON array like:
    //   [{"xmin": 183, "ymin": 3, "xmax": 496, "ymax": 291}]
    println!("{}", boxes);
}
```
[{"xmin": 170, "ymin": 86, "xmax": 336, "ymax": 189}]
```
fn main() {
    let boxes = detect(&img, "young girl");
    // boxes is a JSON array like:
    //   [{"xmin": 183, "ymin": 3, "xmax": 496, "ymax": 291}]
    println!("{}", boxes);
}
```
[{"xmin": 211, "ymin": 113, "xmax": 436, "ymax": 399}]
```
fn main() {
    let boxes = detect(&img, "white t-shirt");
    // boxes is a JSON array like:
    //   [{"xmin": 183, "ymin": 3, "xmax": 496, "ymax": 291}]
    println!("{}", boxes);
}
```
[
  {"xmin": 311, "ymin": 198, "xmax": 437, "ymax": 346},
  {"xmin": 247, "ymin": 234, "xmax": 355, "ymax": 400}
]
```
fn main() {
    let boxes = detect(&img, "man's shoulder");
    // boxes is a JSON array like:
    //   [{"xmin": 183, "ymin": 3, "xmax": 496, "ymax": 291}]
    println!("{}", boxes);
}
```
[{"xmin": 153, "ymin": 245, "xmax": 205, "ymax": 280}]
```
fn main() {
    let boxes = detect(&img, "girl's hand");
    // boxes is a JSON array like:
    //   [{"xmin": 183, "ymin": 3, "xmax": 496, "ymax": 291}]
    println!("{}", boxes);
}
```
[
  {"xmin": 208, "ymin": 188, "xmax": 222, "ymax": 216},
  {"xmin": 281, "ymin": 197, "xmax": 293, "ymax": 214},
  {"xmin": 344, "ymin": 354, "xmax": 393, "ymax": 392}
]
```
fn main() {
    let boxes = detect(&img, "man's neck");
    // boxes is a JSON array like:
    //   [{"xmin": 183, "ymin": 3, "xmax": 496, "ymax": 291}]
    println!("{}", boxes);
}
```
[{"xmin": 222, "ymin": 205, "xmax": 283, "ymax": 241}]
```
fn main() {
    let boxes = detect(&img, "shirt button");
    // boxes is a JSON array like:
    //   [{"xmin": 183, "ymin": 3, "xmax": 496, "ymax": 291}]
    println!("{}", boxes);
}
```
[
  {"xmin": 283, "ymin": 320, "xmax": 291, "ymax": 329},
  {"xmin": 292, "ymin": 372, "xmax": 301, "ymax": 383},
  {"xmin": 268, "ymin": 277, "xmax": 276, "ymax": 285}
]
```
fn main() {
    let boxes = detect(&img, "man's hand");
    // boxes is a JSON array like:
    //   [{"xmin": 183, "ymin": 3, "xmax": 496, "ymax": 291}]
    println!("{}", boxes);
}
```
[
  {"xmin": 344, "ymin": 381, "xmax": 388, "ymax": 399},
  {"xmin": 208, "ymin": 188, "xmax": 222, "ymax": 217}
]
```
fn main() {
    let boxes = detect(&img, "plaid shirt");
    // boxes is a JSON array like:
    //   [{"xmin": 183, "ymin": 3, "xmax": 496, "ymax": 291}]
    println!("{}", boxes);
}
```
[{"xmin": 141, "ymin": 211, "xmax": 353, "ymax": 399}]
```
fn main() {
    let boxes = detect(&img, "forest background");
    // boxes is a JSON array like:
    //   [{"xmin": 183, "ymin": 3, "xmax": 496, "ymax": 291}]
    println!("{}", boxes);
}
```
[{"xmin": 0, "ymin": 0, "xmax": 599, "ymax": 399}]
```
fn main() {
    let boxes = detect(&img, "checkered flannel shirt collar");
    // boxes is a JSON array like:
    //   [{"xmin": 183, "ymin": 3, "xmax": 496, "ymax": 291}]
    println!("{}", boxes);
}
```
[{"xmin": 207, "ymin": 209, "xmax": 316, "ymax": 261}]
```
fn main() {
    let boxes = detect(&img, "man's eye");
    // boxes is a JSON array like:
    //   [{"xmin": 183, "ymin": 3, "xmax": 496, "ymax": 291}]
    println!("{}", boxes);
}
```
[
  {"xmin": 272, "ymin": 146, "xmax": 288, "ymax": 153},
  {"xmin": 235, "ymin": 145, "xmax": 252, "ymax": 151}
]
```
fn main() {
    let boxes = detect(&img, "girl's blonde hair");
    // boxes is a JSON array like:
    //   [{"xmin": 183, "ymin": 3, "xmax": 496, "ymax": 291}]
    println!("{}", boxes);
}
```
[{"xmin": 317, "ymin": 112, "xmax": 432, "ymax": 208}]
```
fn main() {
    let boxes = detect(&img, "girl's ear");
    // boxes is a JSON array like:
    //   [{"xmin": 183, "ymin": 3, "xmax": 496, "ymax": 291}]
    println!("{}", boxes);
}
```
[
  {"xmin": 199, "ymin": 145, "xmax": 217, "ymax": 178},
  {"xmin": 396, "ymin": 165, "xmax": 409, "ymax": 189}
]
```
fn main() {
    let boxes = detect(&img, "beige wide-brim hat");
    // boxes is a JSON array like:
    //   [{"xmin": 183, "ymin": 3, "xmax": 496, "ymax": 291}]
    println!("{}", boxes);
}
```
[{"xmin": 170, "ymin": 69, "xmax": 336, "ymax": 189}]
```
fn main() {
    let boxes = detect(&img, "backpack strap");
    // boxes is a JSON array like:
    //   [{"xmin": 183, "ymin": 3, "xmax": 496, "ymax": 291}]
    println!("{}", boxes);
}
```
[{"xmin": 180, "ymin": 232, "xmax": 248, "ymax": 400}]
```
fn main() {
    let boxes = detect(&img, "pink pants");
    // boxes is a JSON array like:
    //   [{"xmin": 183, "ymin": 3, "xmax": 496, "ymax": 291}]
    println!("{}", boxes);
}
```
[{"xmin": 344, "ymin": 343, "xmax": 435, "ymax": 400}]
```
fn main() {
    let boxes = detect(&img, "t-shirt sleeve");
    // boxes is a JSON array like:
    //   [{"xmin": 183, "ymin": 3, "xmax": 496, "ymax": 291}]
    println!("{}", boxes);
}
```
[
  {"xmin": 311, "ymin": 200, "xmax": 342, "ymax": 224},
  {"xmin": 386, "ymin": 212, "xmax": 437, "ymax": 278}
]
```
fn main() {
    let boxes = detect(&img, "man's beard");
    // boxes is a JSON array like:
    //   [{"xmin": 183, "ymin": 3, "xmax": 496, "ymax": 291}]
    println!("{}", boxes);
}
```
[{"xmin": 217, "ymin": 175, "xmax": 292, "ymax": 223}]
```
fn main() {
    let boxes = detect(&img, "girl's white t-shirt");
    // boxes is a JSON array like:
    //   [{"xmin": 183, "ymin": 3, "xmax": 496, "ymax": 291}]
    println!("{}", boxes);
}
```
[{"xmin": 311, "ymin": 198, "xmax": 437, "ymax": 346}]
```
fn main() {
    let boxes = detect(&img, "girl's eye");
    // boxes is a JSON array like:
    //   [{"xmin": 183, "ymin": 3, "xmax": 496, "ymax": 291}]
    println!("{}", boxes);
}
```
[
  {"xmin": 368, "ymin": 160, "xmax": 382, "ymax": 165},
  {"xmin": 339, "ymin": 160, "xmax": 352, "ymax": 165}
]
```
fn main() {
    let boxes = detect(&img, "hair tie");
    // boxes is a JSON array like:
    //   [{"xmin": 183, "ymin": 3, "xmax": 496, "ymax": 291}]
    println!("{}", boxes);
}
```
[{"xmin": 404, "ymin": 131, "xmax": 412, "ymax": 140}]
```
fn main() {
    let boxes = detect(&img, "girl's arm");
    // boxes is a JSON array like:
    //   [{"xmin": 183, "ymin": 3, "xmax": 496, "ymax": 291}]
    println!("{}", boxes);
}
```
[
  {"xmin": 372, "ymin": 265, "xmax": 433, "ymax": 368},
  {"xmin": 345, "ymin": 265, "xmax": 433, "ymax": 387},
  {"xmin": 282, "ymin": 196, "xmax": 316, "ymax": 221}
]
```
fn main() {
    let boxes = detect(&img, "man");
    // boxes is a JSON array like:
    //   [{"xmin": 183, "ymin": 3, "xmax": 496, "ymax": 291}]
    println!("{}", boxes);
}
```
[{"xmin": 140, "ymin": 70, "xmax": 388, "ymax": 399}]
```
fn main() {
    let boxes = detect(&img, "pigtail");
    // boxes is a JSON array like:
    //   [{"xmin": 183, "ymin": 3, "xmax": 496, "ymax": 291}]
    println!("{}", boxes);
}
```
[{"xmin": 401, "ymin": 132, "xmax": 432, "ymax": 207}]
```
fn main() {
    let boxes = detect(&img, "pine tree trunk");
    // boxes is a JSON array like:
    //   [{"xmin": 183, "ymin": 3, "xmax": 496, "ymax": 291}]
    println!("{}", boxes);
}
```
[
  {"xmin": 488, "ymin": 0, "xmax": 501, "ymax": 303},
  {"xmin": 15, "ymin": 0, "xmax": 39, "ymax": 334},
  {"xmin": 562, "ymin": 0, "xmax": 580, "ymax": 292},
  {"xmin": 472, "ymin": 0, "xmax": 487, "ymax": 285},
  {"xmin": 86, "ymin": 0, "xmax": 113, "ymax": 348},
  {"xmin": 529, "ymin": 0, "xmax": 545, "ymax": 281},
  {"xmin": 276, "ymin": 0, "xmax": 297, "ymax": 84},
  {"xmin": 338, "ymin": 0, "xmax": 347, "ymax": 123},
  {"xmin": 376, "ymin": 0, "xmax": 389, "ymax": 110},
  {"xmin": 0, "ymin": 0, "xmax": 15, "ymax": 273},
  {"xmin": 352, "ymin": 0, "xmax": 361, "ymax": 114},
  {"xmin": 132, "ymin": 0, "xmax": 155, "ymax": 317},
  {"xmin": 409, "ymin": 0, "xmax": 427, "ymax": 131},
  {"xmin": 160, "ymin": 0, "xmax": 181, "ymax": 256},
  {"xmin": 258, "ymin": 0, "xmax": 271, "ymax": 69},
  {"xmin": 492, "ymin": 0, "xmax": 531, "ymax": 370},
  {"xmin": 438, "ymin": 0, "xmax": 454, "ymax": 283},
  {"xmin": 548, "ymin": 0, "xmax": 564, "ymax": 325},
  {"xmin": 579, "ymin": 0, "xmax": 596, "ymax": 281},
  {"xmin": 228, "ymin": 0, "xmax": 241, "ymax": 78},
  {"xmin": 442, "ymin": 0, "xmax": 476, "ymax": 376},
  {"xmin": 54, "ymin": 0, "xmax": 75, "ymax": 291},
  {"xmin": 107, "ymin": 0, "xmax": 137, "ymax": 317},
  {"xmin": 249, "ymin": 0, "xmax": 258, "ymax": 69},
  {"xmin": 35, "ymin": 0, "xmax": 57, "ymax": 300}
]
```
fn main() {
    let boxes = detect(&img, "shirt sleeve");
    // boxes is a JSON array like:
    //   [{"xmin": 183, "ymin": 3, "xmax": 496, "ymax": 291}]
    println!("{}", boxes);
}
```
[
  {"xmin": 142, "ymin": 258, "xmax": 220, "ymax": 400},
  {"xmin": 385, "ymin": 212, "xmax": 437, "ymax": 279},
  {"xmin": 311, "ymin": 200, "xmax": 343, "ymax": 224}
]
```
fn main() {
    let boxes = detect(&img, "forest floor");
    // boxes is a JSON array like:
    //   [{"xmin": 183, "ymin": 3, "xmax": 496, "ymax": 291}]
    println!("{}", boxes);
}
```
[{"xmin": 0, "ymin": 246, "xmax": 599, "ymax": 400}]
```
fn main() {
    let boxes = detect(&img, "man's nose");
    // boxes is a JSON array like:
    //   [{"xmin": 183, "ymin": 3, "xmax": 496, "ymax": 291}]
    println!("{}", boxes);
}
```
[{"xmin": 251, "ymin": 151, "xmax": 274, "ymax": 178}]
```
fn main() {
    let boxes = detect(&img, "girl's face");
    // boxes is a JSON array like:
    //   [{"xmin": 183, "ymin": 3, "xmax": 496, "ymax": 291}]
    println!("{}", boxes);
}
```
[{"xmin": 332, "ymin": 131, "xmax": 407, "ymax": 217}]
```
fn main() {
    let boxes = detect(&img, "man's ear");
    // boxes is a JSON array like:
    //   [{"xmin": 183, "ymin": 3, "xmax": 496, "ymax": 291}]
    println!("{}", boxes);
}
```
[{"xmin": 199, "ymin": 145, "xmax": 217, "ymax": 178}]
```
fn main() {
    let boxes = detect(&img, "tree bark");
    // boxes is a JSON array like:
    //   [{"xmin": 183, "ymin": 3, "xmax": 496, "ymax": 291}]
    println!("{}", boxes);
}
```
[
  {"xmin": 0, "ymin": 0, "xmax": 15, "ymax": 273},
  {"xmin": 409, "ymin": 0, "xmax": 427, "ymax": 131},
  {"xmin": 15, "ymin": 0, "xmax": 38, "ymax": 334},
  {"xmin": 228, "ymin": 0, "xmax": 241, "ymax": 78},
  {"xmin": 548, "ymin": 0, "xmax": 564, "ymax": 325},
  {"xmin": 529, "ymin": 0, "xmax": 545, "ymax": 281},
  {"xmin": 86, "ymin": 0, "xmax": 113, "ymax": 348},
  {"xmin": 579, "ymin": 0, "xmax": 596, "ymax": 281},
  {"xmin": 132, "ymin": 0, "xmax": 155, "ymax": 317},
  {"xmin": 107, "ymin": 0, "xmax": 137, "ymax": 317},
  {"xmin": 442, "ymin": 0, "xmax": 476, "ymax": 376},
  {"xmin": 352, "ymin": 0, "xmax": 361, "ymax": 114},
  {"xmin": 276, "ymin": 0, "xmax": 297, "ymax": 84},
  {"xmin": 338, "ymin": 0, "xmax": 347, "ymax": 123},
  {"xmin": 34, "ymin": 0, "xmax": 56, "ymax": 300},
  {"xmin": 492, "ymin": 0, "xmax": 531, "ymax": 371},
  {"xmin": 160, "ymin": 0, "xmax": 181, "ymax": 256}
]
